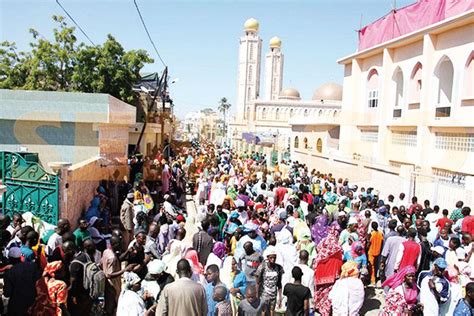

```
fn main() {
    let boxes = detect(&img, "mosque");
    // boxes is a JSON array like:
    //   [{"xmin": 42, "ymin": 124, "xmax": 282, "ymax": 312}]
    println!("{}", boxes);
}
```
[{"xmin": 228, "ymin": 18, "xmax": 343, "ymax": 163}]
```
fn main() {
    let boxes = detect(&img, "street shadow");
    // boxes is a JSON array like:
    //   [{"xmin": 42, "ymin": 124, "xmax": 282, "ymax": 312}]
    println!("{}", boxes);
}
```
[{"xmin": 360, "ymin": 286, "xmax": 382, "ymax": 315}]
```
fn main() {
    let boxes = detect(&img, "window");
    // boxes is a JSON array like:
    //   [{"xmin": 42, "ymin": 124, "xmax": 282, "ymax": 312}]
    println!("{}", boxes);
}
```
[
  {"xmin": 245, "ymin": 106, "xmax": 250, "ymax": 120},
  {"xmin": 290, "ymin": 109, "xmax": 294, "ymax": 118},
  {"xmin": 392, "ymin": 67, "xmax": 404, "ymax": 112},
  {"xmin": 247, "ymin": 87, "xmax": 251, "ymax": 102},
  {"xmin": 249, "ymin": 43, "xmax": 254, "ymax": 61},
  {"xmin": 464, "ymin": 52, "xmax": 474, "ymax": 98},
  {"xmin": 433, "ymin": 168, "xmax": 467, "ymax": 187},
  {"xmin": 304, "ymin": 137, "xmax": 308, "ymax": 149},
  {"xmin": 367, "ymin": 69, "xmax": 379, "ymax": 108},
  {"xmin": 261, "ymin": 108, "xmax": 267, "ymax": 120},
  {"xmin": 275, "ymin": 108, "xmax": 280, "ymax": 120},
  {"xmin": 318, "ymin": 109, "xmax": 323, "ymax": 116},
  {"xmin": 435, "ymin": 133, "xmax": 474, "ymax": 152},
  {"xmin": 294, "ymin": 136, "xmax": 299, "ymax": 148},
  {"xmin": 248, "ymin": 65, "xmax": 253, "ymax": 82},
  {"xmin": 409, "ymin": 62, "xmax": 422, "ymax": 106},
  {"xmin": 435, "ymin": 57, "xmax": 454, "ymax": 106},
  {"xmin": 304, "ymin": 109, "xmax": 308, "ymax": 117},
  {"xmin": 316, "ymin": 138, "xmax": 323, "ymax": 153},
  {"xmin": 392, "ymin": 131, "xmax": 417, "ymax": 147},
  {"xmin": 360, "ymin": 129, "xmax": 378, "ymax": 143}
]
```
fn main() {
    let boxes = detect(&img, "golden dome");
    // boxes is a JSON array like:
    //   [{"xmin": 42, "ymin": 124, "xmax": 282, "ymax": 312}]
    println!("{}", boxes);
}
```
[
  {"xmin": 312, "ymin": 82, "xmax": 343, "ymax": 101},
  {"xmin": 279, "ymin": 88, "xmax": 301, "ymax": 100},
  {"xmin": 244, "ymin": 18, "xmax": 259, "ymax": 32},
  {"xmin": 269, "ymin": 36, "xmax": 282, "ymax": 48}
]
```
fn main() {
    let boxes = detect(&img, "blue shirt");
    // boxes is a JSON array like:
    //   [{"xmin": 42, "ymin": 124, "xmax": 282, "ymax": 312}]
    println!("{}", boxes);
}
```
[
  {"xmin": 343, "ymin": 251, "xmax": 368, "ymax": 269},
  {"xmin": 205, "ymin": 282, "xmax": 229, "ymax": 316},
  {"xmin": 454, "ymin": 298, "xmax": 473, "ymax": 316},
  {"xmin": 20, "ymin": 245, "xmax": 34, "ymax": 262}
]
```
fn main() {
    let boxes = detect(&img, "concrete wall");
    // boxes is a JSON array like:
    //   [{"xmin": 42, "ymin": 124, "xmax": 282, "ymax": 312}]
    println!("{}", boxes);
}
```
[
  {"xmin": 291, "ymin": 150, "xmax": 473, "ymax": 210},
  {"xmin": 59, "ymin": 157, "xmax": 128, "ymax": 228}
]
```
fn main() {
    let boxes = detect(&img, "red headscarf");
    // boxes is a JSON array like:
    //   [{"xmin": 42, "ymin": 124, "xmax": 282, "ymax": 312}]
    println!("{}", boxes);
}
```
[
  {"xmin": 185, "ymin": 249, "xmax": 204, "ymax": 275},
  {"xmin": 43, "ymin": 261, "xmax": 63, "ymax": 278}
]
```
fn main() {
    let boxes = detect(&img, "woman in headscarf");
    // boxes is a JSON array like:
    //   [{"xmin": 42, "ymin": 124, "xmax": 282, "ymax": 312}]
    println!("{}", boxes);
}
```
[
  {"xmin": 221, "ymin": 256, "xmax": 248, "ymax": 314},
  {"xmin": 296, "ymin": 227, "xmax": 316, "ymax": 264},
  {"xmin": 313, "ymin": 225, "xmax": 343, "ymax": 316},
  {"xmin": 161, "ymin": 160, "xmax": 171, "ymax": 194},
  {"xmin": 329, "ymin": 261, "xmax": 365, "ymax": 315},
  {"xmin": 162, "ymin": 241, "xmax": 183, "ymax": 279},
  {"xmin": 206, "ymin": 241, "xmax": 226, "ymax": 268},
  {"xmin": 380, "ymin": 265, "xmax": 421, "ymax": 315},
  {"xmin": 343, "ymin": 241, "xmax": 368, "ymax": 270},
  {"xmin": 117, "ymin": 272, "xmax": 146, "ymax": 316},
  {"xmin": 441, "ymin": 266, "xmax": 462, "ymax": 316},
  {"xmin": 311, "ymin": 213, "xmax": 328, "ymax": 247},
  {"xmin": 30, "ymin": 261, "xmax": 68, "ymax": 316},
  {"xmin": 184, "ymin": 249, "xmax": 205, "ymax": 284}
]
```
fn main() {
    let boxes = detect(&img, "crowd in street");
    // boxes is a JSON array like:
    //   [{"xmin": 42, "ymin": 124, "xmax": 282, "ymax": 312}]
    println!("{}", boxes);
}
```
[{"xmin": 0, "ymin": 142, "xmax": 473, "ymax": 316}]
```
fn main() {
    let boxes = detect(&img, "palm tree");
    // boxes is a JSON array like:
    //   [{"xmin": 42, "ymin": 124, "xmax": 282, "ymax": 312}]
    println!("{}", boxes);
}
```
[{"xmin": 218, "ymin": 97, "xmax": 231, "ymax": 137}]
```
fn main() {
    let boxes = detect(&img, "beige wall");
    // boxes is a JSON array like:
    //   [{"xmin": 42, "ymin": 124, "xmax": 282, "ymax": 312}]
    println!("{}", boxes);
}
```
[{"xmin": 59, "ymin": 158, "xmax": 128, "ymax": 228}]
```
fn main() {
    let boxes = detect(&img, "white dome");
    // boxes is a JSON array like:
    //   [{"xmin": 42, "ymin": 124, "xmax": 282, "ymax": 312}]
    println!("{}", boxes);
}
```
[
  {"xmin": 312, "ymin": 82, "xmax": 343, "ymax": 101},
  {"xmin": 279, "ymin": 88, "xmax": 301, "ymax": 100}
]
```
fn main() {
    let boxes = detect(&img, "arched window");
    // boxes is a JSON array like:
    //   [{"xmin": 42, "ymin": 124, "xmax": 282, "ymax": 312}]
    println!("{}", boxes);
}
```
[
  {"xmin": 434, "ymin": 56, "xmax": 454, "ymax": 117},
  {"xmin": 409, "ymin": 62, "xmax": 422, "ymax": 106},
  {"xmin": 247, "ymin": 87, "xmax": 251, "ymax": 101},
  {"xmin": 246, "ymin": 106, "xmax": 250, "ymax": 120},
  {"xmin": 393, "ymin": 67, "xmax": 404, "ymax": 107},
  {"xmin": 294, "ymin": 136, "xmax": 299, "ymax": 148},
  {"xmin": 275, "ymin": 108, "xmax": 280, "ymax": 120},
  {"xmin": 367, "ymin": 69, "xmax": 379, "ymax": 108},
  {"xmin": 318, "ymin": 109, "xmax": 323, "ymax": 116},
  {"xmin": 248, "ymin": 65, "xmax": 253, "ymax": 82},
  {"xmin": 464, "ymin": 52, "xmax": 474, "ymax": 98},
  {"xmin": 304, "ymin": 137, "xmax": 308, "ymax": 149},
  {"xmin": 316, "ymin": 138, "xmax": 323, "ymax": 153},
  {"xmin": 392, "ymin": 67, "xmax": 404, "ymax": 118},
  {"xmin": 262, "ymin": 108, "xmax": 267, "ymax": 120},
  {"xmin": 290, "ymin": 108, "xmax": 294, "ymax": 118},
  {"xmin": 333, "ymin": 110, "xmax": 338, "ymax": 117},
  {"xmin": 435, "ymin": 57, "xmax": 454, "ymax": 105},
  {"xmin": 304, "ymin": 109, "xmax": 308, "ymax": 117}
]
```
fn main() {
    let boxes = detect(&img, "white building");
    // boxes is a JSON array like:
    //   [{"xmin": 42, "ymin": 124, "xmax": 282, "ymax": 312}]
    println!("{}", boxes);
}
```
[
  {"xmin": 291, "ymin": 1, "xmax": 474, "ymax": 207},
  {"xmin": 229, "ymin": 18, "xmax": 342, "ymax": 164}
]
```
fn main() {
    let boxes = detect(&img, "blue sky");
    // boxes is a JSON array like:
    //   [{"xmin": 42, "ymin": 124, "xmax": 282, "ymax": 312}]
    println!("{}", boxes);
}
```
[{"xmin": 1, "ymin": 0, "xmax": 414, "ymax": 118}]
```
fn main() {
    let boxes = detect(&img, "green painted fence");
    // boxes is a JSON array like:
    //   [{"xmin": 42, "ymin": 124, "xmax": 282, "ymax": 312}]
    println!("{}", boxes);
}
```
[{"xmin": 0, "ymin": 152, "xmax": 59, "ymax": 225}]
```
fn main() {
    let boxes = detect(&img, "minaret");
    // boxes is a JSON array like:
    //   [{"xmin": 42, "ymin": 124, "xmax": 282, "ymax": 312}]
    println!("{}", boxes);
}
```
[
  {"xmin": 236, "ymin": 18, "xmax": 262, "ymax": 122},
  {"xmin": 264, "ymin": 37, "xmax": 284, "ymax": 100}
]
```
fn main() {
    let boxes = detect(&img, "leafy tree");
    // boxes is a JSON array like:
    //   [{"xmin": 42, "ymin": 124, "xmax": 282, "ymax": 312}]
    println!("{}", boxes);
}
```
[
  {"xmin": 217, "ymin": 97, "xmax": 231, "ymax": 136},
  {"xmin": 0, "ymin": 15, "xmax": 153, "ymax": 103}
]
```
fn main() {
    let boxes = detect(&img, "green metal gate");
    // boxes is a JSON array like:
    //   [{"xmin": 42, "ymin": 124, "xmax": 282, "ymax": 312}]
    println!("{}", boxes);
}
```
[{"xmin": 0, "ymin": 152, "xmax": 59, "ymax": 225}]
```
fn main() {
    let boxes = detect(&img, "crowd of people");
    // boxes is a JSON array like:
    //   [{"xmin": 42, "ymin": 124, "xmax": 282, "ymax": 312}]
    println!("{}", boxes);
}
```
[{"xmin": 0, "ymin": 142, "xmax": 473, "ymax": 316}]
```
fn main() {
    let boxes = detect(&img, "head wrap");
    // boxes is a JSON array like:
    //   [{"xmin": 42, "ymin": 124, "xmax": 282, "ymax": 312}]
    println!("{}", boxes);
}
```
[
  {"xmin": 340, "ymin": 261, "xmax": 359, "ymax": 278},
  {"xmin": 434, "ymin": 257, "xmax": 448, "ymax": 269},
  {"xmin": 350, "ymin": 241, "xmax": 365, "ymax": 258},
  {"xmin": 148, "ymin": 260, "xmax": 167, "ymax": 274},
  {"xmin": 382, "ymin": 265, "xmax": 416, "ymax": 289},
  {"xmin": 43, "ymin": 261, "xmax": 64, "ymax": 278},
  {"xmin": 184, "ymin": 249, "xmax": 204, "ymax": 275},
  {"xmin": 123, "ymin": 272, "xmax": 141, "ymax": 289},
  {"xmin": 263, "ymin": 245, "xmax": 277, "ymax": 258},
  {"xmin": 213, "ymin": 242, "xmax": 226, "ymax": 259}
]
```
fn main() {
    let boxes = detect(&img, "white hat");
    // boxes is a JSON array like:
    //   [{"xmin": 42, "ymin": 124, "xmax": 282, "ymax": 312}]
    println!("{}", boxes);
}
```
[
  {"xmin": 430, "ymin": 245, "xmax": 445, "ymax": 256},
  {"xmin": 148, "ymin": 260, "xmax": 166, "ymax": 274},
  {"xmin": 338, "ymin": 211, "xmax": 347, "ymax": 217},
  {"xmin": 263, "ymin": 245, "xmax": 277, "ymax": 258},
  {"xmin": 163, "ymin": 194, "xmax": 170, "ymax": 200},
  {"xmin": 348, "ymin": 216, "xmax": 358, "ymax": 225},
  {"xmin": 127, "ymin": 192, "xmax": 134, "ymax": 199},
  {"xmin": 234, "ymin": 199, "xmax": 245, "ymax": 208}
]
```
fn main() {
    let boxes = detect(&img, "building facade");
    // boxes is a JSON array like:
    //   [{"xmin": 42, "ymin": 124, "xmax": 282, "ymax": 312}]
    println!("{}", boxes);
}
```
[
  {"xmin": 229, "ymin": 18, "xmax": 342, "ymax": 164},
  {"xmin": 291, "ymin": 1, "xmax": 474, "ymax": 207}
]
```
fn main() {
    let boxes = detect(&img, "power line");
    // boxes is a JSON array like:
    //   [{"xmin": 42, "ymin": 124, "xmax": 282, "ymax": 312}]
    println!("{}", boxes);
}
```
[
  {"xmin": 55, "ymin": 0, "xmax": 95, "ymax": 46},
  {"xmin": 133, "ymin": 0, "xmax": 167, "ymax": 67}
]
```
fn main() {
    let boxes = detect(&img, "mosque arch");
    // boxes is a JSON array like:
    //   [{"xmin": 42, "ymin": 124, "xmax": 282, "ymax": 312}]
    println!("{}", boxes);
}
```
[
  {"xmin": 294, "ymin": 136, "xmax": 299, "ymax": 148},
  {"xmin": 367, "ymin": 68, "xmax": 380, "ymax": 108},
  {"xmin": 304, "ymin": 137, "xmax": 308, "ymax": 149},
  {"xmin": 409, "ymin": 62, "xmax": 423, "ymax": 105},
  {"xmin": 316, "ymin": 138, "xmax": 323, "ymax": 153},
  {"xmin": 275, "ymin": 108, "xmax": 280, "ymax": 120},
  {"xmin": 463, "ymin": 51, "xmax": 474, "ymax": 98}
]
